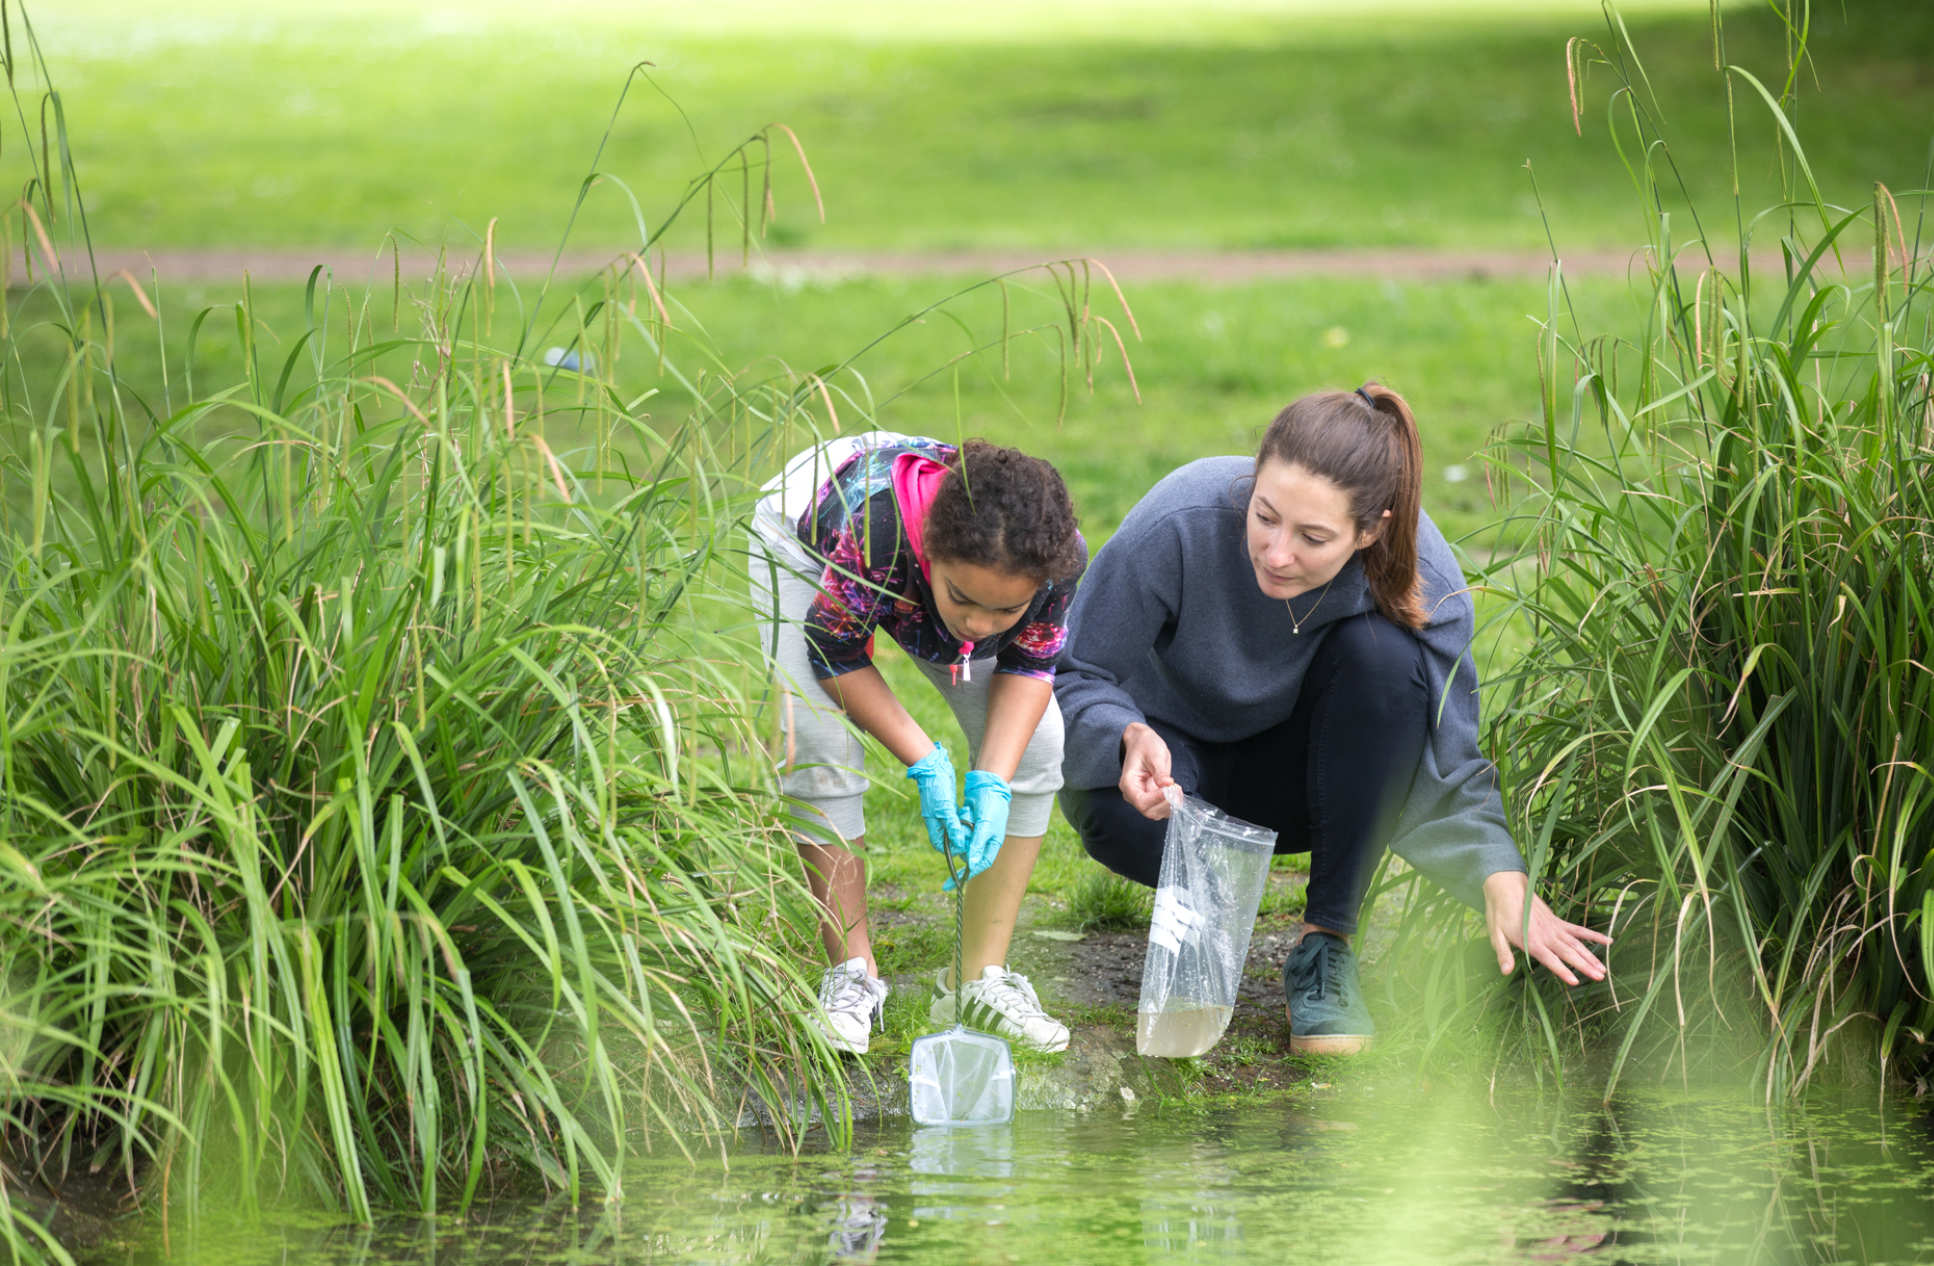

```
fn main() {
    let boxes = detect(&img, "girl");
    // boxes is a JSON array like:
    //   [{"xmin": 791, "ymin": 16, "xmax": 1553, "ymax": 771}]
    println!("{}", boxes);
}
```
[
  {"xmin": 1054, "ymin": 384, "xmax": 1609, "ymax": 1054},
  {"xmin": 750, "ymin": 431, "xmax": 1085, "ymax": 1055}
]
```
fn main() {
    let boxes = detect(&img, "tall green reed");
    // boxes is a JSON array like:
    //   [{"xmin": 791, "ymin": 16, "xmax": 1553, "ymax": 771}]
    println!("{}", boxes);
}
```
[
  {"xmin": 2, "ymin": 187, "xmax": 847, "ymax": 1259},
  {"xmin": 1389, "ymin": 1, "xmax": 1933, "ymax": 1097},
  {"xmin": 0, "ymin": 13, "xmax": 1141, "ymax": 1260},
  {"xmin": 0, "ymin": 30, "xmax": 768, "ymax": 1266}
]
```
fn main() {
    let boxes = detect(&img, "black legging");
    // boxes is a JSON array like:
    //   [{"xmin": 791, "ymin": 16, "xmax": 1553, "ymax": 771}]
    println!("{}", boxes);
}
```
[{"xmin": 1057, "ymin": 610, "xmax": 1428, "ymax": 936}]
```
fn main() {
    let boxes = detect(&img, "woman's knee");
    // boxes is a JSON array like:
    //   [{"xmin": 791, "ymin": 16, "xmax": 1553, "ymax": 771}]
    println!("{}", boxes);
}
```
[
  {"xmin": 1318, "ymin": 612, "xmax": 1428, "ymax": 714},
  {"xmin": 1058, "ymin": 785, "xmax": 1165, "ymax": 888}
]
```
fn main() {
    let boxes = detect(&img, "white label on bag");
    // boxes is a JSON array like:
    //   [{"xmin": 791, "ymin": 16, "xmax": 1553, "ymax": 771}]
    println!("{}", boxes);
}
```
[{"xmin": 1149, "ymin": 887, "xmax": 1201, "ymax": 955}]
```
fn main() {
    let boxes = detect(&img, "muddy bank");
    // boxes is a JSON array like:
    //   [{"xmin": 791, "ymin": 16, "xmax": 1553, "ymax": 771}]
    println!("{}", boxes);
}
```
[{"xmin": 806, "ymin": 867, "xmax": 1334, "ymax": 1128}]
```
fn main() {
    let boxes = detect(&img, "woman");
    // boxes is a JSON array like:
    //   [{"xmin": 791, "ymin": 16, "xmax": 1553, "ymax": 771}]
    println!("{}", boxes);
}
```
[
  {"xmin": 750, "ymin": 430, "xmax": 1085, "ymax": 1055},
  {"xmin": 1054, "ymin": 384, "xmax": 1608, "ymax": 1055}
]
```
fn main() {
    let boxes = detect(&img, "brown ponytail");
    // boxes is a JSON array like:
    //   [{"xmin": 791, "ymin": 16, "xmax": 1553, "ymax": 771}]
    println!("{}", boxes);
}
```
[{"xmin": 1255, "ymin": 381, "xmax": 1425, "ymax": 629}]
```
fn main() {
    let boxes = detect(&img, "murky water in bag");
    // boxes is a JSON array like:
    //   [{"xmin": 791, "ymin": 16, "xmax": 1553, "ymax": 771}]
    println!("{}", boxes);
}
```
[
  {"xmin": 1135, "ymin": 1003, "xmax": 1235, "ymax": 1057},
  {"xmin": 1138, "ymin": 790, "xmax": 1276, "ymax": 1057}
]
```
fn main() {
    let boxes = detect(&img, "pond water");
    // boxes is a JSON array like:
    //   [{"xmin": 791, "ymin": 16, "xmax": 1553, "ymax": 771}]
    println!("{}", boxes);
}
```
[{"xmin": 86, "ymin": 1081, "xmax": 1934, "ymax": 1265}]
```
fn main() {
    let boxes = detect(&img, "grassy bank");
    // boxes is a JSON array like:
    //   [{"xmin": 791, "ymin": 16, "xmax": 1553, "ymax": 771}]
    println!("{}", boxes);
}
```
[
  {"xmin": 0, "ymin": 42, "xmax": 943, "ymax": 1253},
  {"xmin": 0, "ymin": 262, "xmax": 880, "ymax": 1248}
]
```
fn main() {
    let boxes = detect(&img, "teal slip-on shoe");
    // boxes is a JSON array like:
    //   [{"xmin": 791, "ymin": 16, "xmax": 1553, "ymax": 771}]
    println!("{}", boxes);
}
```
[{"xmin": 1282, "ymin": 931, "xmax": 1373, "ymax": 1055}]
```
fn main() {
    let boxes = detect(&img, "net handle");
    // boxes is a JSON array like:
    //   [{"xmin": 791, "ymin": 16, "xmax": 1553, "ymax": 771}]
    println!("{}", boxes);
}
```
[{"xmin": 944, "ymin": 830, "xmax": 967, "ymax": 1003}]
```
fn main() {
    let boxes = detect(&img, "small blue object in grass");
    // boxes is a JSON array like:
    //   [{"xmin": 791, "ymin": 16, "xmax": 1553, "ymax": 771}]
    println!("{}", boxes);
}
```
[{"xmin": 543, "ymin": 347, "xmax": 592, "ymax": 373}]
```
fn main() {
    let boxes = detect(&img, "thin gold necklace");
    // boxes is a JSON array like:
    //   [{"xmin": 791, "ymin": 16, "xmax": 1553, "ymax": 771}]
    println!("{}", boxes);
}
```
[{"xmin": 1285, "ymin": 580, "xmax": 1333, "ymax": 635}]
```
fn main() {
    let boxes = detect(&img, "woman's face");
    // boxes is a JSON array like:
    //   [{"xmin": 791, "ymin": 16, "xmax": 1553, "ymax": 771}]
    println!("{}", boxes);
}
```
[
  {"xmin": 926, "ymin": 556, "xmax": 1039, "ymax": 644},
  {"xmin": 1245, "ymin": 458, "xmax": 1383, "ymax": 599}
]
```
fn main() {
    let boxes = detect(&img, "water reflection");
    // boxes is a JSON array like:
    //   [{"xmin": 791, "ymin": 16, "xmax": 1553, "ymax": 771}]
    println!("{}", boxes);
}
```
[
  {"xmin": 1513, "ymin": 1100, "xmax": 1629, "ymax": 1261},
  {"xmin": 906, "ymin": 1123, "xmax": 1016, "ymax": 1226},
  {"xmin": 74, "ymin": 1086, "xmax": 1934, "ymax": 1265},
  {"xmin": 1140, "ymin": 1192, "xmax": 1243, "ymax": 1259},
  {"xmin": 1135, "ymin": 1125, "xmax": 1244, "ymax": 1259},
  {"xmin": 819, "ymin": 1193, "xmax": 887, "ymax": 1262}
]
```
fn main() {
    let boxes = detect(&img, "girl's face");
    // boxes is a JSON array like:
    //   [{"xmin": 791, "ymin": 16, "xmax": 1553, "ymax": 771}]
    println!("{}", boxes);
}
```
[
  {"xmin": 1245, "ymin": 458, "xmax": 1384, "ymax": 599},
  {"xmin": 926, "ymin": 557, "xmax": 1039, "ymax": 644}
]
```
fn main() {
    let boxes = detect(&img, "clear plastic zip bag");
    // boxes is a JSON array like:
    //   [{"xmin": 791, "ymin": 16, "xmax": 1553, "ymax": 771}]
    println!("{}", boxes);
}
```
[{"xmin": 1136, "ymin": 788, "xmax": 1278, "ymax": 1057}]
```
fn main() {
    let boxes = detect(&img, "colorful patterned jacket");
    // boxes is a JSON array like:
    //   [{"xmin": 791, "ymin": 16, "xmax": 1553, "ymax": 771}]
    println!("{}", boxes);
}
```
[{"xmin": 794, "ymin": 437, "xmax": 1085, "ymax": 682}]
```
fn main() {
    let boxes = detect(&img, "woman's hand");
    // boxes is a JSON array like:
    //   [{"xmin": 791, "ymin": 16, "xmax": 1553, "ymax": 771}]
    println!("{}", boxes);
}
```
[
  {"xmin": 1120, "ymin": 723, "xmax": 1177, "ymax": 820},
  {"xmin": 1482, "ymin": 870, "xmax": 1612, "ymax": 986}
]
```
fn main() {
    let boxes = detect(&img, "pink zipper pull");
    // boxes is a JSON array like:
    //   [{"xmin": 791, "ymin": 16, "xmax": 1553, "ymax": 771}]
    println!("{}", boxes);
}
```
[{"xmin": 951, "ymin": 641, "xmax": 975, "ymax": 685}]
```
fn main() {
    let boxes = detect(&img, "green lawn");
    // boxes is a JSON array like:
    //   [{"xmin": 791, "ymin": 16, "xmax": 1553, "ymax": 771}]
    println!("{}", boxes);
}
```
[
  {"xmin": 26, "ymin": 0, "xmax": 1934, "ymax": 255},
  {"xmin": 11, "ymin": 257, "xmax": 1619, "ymax": 720}
]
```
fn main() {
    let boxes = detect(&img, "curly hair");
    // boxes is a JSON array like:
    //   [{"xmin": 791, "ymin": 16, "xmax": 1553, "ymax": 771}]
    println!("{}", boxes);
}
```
[{"xmin": 922, "ymin": 440, "xmax": 1082, "ymax": 584}]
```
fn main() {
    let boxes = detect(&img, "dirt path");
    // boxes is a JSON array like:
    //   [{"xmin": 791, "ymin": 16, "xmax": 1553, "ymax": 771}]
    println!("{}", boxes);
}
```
[{"xmin": 83, "ymin": 244, "xmax": 1666, "ymax": 287}]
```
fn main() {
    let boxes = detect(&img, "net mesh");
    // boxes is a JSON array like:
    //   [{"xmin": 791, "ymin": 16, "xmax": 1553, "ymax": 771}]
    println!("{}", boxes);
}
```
[{"xmin": 909, "ymin": 1028, "xmax": 1014, "ymax": 1126}]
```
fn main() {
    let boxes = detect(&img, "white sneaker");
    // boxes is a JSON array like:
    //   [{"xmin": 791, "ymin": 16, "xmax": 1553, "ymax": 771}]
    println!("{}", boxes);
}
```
[
  {"xmin": 929, "ymin": 965, "xmax": 1070, "ymax": 1053},
  {"xmin": 810, "ymin": 957, "xmax": 888, "ymax": 1055}
]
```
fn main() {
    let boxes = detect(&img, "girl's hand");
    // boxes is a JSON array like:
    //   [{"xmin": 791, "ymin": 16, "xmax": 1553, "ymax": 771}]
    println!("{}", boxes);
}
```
[
  {"xmin": 905, "ymin": 743, "xmax": 970, "ymax": 859},
  {"xmin": 950, "ymin": 771, "xmax": 1013, "ymax": 890},
  {"xmin": 1481, "ymin": 870, "xmax": 1612, "ymax": 986},
  {"xmin": 1120, "ymin": 723, "xmax": 1177, "ymax": 820}
]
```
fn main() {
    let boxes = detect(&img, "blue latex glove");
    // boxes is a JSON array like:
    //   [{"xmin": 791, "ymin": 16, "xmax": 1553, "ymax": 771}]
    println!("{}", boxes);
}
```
[
  {"xmin": 950, "ymin": 770, "xmax": 1013, "ymax": 890},
  {"xmin": 905, "ymin": 743, "xmax": 969, "ymax": 862}
]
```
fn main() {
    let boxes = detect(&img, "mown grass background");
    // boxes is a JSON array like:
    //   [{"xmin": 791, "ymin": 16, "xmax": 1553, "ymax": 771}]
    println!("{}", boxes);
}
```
[
  {"xmin": 32, "ymin": 1, "xmax": 1934, "ymax": 254},
  {"xmin": 26, "ymin": 0, "xmax": 1933, "ymax": 568}
]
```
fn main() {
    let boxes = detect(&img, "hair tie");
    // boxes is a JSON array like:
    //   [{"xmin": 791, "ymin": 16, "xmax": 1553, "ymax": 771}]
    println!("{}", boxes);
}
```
[{"xmin": 1354, "ymin": 386, "xmax": 1377, "ymax": 409}]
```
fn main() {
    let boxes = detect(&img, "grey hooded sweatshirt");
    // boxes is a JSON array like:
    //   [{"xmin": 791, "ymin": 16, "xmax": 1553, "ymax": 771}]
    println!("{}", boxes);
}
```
[{"xmin": 1053, "ymin": 456, "xmax": 1526, "ymax": 909}]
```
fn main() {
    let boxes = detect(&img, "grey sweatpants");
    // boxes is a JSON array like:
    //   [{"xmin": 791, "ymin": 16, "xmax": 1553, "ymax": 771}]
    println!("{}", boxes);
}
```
[{"xmin": 747, "ymin": 433, "xmax": 1064, "ymax": 845}]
